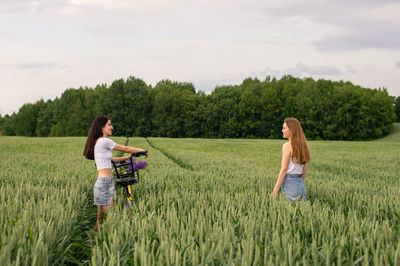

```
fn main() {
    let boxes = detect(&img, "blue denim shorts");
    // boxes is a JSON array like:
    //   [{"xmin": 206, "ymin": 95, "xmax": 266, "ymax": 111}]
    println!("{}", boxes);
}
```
[
  {"xmin": 94, "ymin": 176, "xmax": 116, "ymax": 206},
  {"xmin": 281, "ymin": 174, "xmax": 306, "ymax": 202}
]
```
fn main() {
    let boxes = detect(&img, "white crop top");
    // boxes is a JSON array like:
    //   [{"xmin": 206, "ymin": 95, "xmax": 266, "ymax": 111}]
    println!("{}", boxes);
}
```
[
  {"xmin": 287, "ymin": 157, "xmax": 304, "ymax": 174},
  {"xmin": 94, "ymin": 138, "xmax": 116, "ymax": 170}
]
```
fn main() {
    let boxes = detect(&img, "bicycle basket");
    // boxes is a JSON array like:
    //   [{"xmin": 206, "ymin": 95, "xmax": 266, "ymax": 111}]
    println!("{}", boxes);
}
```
[{"xmin": 112, "ymin": 157, "xmax": 140, "ymax": 186}]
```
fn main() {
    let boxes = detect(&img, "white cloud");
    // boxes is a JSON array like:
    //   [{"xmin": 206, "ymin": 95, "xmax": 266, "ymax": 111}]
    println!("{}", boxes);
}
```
[
  {"xmin": 295, "ymin": 63, "xmax": 342, "ymax": 76},
  {"xmin": 66, "ymin": 0, "xmax": 187, "ymax": 13},
  {"xmin": 254, "ymin": 63, "xmax": 342, "ymax": 80},
  {"xmin": 314, "ymin": 22, "xmax": 400, "ymax": 51},
  {"xmin": 346, "ymin": 66, "xmax": 357, "ymax": 74},
  {"xmin": 68, "ymin": 0, "xmax": 135, "ymax": 11},
  {"xmin": 240, "ymin": 0, "xmax": 400, "ymax": 51},
  {"xmin": 0, "ymin": 28, "xmax": 10, "ymax": 37},
  {"xmin": 3, "ymin": 62, "xmax": 65, "ymax": 70},
  {"xmin": 0, "ymin": 0, "xmax": 66, "ymax": 13},
  {"xmin": 1, "ymin": 0, "xmax": 400, "ymax": 115},
  {"xmin": 366, "ymin": 2, "xmax": 400, "ymax": 24}
]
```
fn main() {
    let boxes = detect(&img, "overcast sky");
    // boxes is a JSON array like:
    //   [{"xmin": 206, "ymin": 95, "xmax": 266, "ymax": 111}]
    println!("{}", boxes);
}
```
[{"xmin": 1, "ymin": 0, "xmax": 400, "ymax": 116}]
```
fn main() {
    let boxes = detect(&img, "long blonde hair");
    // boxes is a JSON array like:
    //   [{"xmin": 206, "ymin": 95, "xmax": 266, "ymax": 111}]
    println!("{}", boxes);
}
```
[{"xmin": 284, "ymin": 117, "xmax": 311, "ymax": 164}]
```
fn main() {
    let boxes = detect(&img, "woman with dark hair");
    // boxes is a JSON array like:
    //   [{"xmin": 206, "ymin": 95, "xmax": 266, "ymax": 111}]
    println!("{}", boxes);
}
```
[
  {"xmin": 272, "ymin": 117, "xmax": 311, "ymax": 201},
  {"xmin": 83, "ymin": 115, "xmax": 148, "ymax": 231}
]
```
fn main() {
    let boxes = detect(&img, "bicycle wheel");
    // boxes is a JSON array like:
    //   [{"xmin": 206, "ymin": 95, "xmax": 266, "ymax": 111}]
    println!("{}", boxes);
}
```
[{"xmin": 122, "ymin": 198, "xmax": 136, "ymax": 216}]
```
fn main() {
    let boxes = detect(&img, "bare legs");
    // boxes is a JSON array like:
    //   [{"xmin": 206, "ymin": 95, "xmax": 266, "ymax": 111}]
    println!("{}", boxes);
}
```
[{"xmin": 94, "ymin": 199, "xmax": 114, "ymax": 232}]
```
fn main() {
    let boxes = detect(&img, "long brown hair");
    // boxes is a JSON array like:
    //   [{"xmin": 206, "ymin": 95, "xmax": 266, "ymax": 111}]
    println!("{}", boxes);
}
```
[
  {"xmin": 284, "ymin": 117, "xmax": 311, "ymax": 164},
  {"xmin": 83, "ymin": 115, "xmax": 109, "ymax": 160}
]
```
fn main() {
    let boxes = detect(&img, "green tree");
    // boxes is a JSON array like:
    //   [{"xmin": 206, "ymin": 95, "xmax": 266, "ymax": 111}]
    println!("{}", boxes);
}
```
[
  {"xmin": 0, "ymin": 114, "xmax": 4, "ymax": 135},
  {"xmin": 211, "ymin": 85, "xmax": 243, "ymax": 138},
  {"xmin": 50, "ymin": 87, "xmax": 102, "ymax": 136},
  {"xmin": 276, "ymin": 76, "xmax": 302, "ymax": 124},
  {"xmin": 366, "ymin": 89, "xmax": 395, "ymax": 138},
  {"xmin": 35, "ymin": 99, "xmax": 55, "ymax": 137},
  {"xmin": 151, "ymin": 80, "xmax": 196, "ymax": 137},
  {"xmin": 395, "ymin": 96, "xmax": 400, "ymax": 122},
  {"xmin": 193, "ymin": 92, "xmax": 219, "ymax": 138},
  {"xmin": 2, "ymin": 75, "xmax": 396, "ymax": 140},
  {"xmin": 239, "ymin": 77, "xmax": 281, "ymax": 138},
  {"xmin": 14, "ymin": 103, "xmax": 41, "ymax": 136},
  {"xmin": 1, "ymin": 114, "xmax": 16, "ymax": 135},
  {"xmin": 102, "ymin": 77, "xmax": 152, "ymax": 137}
]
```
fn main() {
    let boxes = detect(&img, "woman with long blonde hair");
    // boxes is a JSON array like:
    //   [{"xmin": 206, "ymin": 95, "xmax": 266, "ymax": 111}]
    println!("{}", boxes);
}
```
[{"xmin": 272, "ymin": 117, "xmax": 311, "ymax": 201}]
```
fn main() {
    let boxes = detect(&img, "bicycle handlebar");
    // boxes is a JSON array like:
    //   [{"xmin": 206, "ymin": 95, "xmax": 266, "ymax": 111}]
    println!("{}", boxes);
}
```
[{"xmin": 132, "ymin": 150, "xmax": 148, "ymax": 157}]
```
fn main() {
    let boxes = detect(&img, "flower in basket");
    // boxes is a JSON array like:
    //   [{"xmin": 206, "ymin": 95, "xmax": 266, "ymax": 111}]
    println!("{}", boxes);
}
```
[
  {"xmin": 126, "ymin": 160, "xmax": 148, "ymax": 172},
  {"xmin": 134, "ymin": 160, "xmax": 148, "ymax": 170}
]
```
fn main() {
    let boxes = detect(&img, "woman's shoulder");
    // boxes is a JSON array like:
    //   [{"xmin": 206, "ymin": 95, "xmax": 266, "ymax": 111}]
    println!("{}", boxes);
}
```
[
  {"xmin": 282, "ymin": 141, "xmax": 292, "ymax": 155},
  {"xmin": 101, "ymin": 137, "xmax": 117, "ymax": 147},
  {"xmin": 96, "ymin": 137, "xmax": 106, "ymax": 144},
  {"xmin": 95, "ymin": 137, "xmax": 110, "ymax": 145},
  {"xmin": 97, "ymin": 137, "xmax": 114, "ymax": 142},
  {"xmin": 95, "ymin": 137, "xmax": 116, "ymax": 150},
  {"xmin": 282, "ymin": 141, "xmax": 292, "ymax": 149}
]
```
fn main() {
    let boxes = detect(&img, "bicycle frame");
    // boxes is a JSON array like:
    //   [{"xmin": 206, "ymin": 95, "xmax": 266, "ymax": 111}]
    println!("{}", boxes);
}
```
[{"xmin": 111, "ymin": 151, "xmax": 147, "ymax": 211}]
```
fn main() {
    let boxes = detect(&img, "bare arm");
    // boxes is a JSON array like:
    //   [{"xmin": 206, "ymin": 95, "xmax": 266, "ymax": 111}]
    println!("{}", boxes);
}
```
[
  {"xmin": 301, "ymin": 163, "xmax": 308, "ymax": 180},
  {"xmin": 111, "ymin": 153, "xmax": 132, "ymax": 163},
  {"xmin": 113, "ymin": 144, "xmax": 148, "ymax": 157},
  {"xmin": 272, "ymin": 142, "xmax": 291, "ymax": 197}
]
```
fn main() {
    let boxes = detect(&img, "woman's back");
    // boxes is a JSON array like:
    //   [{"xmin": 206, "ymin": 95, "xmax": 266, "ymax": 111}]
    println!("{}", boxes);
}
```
[{"xmin": 287, "ymin": 157, "xmax": 304, "ymax": 174}]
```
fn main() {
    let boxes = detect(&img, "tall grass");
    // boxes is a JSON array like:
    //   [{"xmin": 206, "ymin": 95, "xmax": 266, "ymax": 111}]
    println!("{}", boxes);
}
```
[
  {"xmin": 0, "ymin": 137, "xmax": 123, "ymax": 265},
  {"xmin": 1, "ymin": 136, "xmax": 399, "ymax": 265},
  {"xmin": 92, "ymin": 138, "xmax": 400, "ymax": 265}
]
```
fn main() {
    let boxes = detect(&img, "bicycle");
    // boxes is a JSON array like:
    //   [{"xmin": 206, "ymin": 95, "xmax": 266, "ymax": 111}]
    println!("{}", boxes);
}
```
[{"xmin": 112, "ymin": 150, "xmax": 148, "ymax": 214}]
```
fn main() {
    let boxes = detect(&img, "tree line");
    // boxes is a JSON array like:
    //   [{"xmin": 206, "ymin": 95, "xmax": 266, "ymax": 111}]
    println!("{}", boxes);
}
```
[{"xmin": 0, "ymin": 75, "xmax": 398, "ymax": 140}]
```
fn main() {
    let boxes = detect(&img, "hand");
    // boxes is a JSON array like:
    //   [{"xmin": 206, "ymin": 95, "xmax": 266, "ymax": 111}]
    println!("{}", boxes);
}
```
[
  {"xmin": 270, "ymin": 190, "xmax": 278, "ymax": 198},
  {"xmin": 128, "ymin": 153, "xmax": 133, "ymax": 158}
]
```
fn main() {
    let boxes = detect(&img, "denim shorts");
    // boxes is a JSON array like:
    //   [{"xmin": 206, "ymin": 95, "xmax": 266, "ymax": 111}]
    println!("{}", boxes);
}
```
[
  {"xmin": 281, "ymin": 174, "xmax": 306, "ymax": 202},
  {"xmin": 94, "ymin": 176, "xmax": 116, "ymax": 206}
]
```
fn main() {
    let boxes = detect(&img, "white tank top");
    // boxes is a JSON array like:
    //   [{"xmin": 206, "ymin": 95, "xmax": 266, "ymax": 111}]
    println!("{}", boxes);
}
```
[{"xmin": 287, "ymin": 157, "xmax": 304, "ymax": 174}]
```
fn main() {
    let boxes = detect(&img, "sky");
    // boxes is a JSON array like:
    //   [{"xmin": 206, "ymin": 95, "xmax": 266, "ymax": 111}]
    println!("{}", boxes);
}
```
[{"xmin": 1, "ymin": 0, "xmax": 400, "ymax": 116}]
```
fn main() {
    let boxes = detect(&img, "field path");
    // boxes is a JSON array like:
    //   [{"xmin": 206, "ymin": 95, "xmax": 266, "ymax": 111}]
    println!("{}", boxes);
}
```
[{"xmin": 145, "ymin": 138, "xmax": 194, "ymax": 170}]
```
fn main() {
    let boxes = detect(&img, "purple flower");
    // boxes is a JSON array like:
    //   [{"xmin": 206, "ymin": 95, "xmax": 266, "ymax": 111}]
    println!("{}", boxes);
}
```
[
  {"xmin": 134, "ymin": 160, "xmax": 148, "ymax": 170},
  {"xmin": 127, "ymin": 158, "xmax": 136, "ymax": 163},
  {"xmin": 125, "ymin": 159, "xmax": 147, "ymax": 172}
]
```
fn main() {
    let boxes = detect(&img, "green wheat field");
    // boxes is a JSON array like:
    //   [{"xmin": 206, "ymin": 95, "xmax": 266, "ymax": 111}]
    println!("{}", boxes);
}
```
[{"xmin": 1, "ymin": 124, "xmax": 399, "ymax": 265}]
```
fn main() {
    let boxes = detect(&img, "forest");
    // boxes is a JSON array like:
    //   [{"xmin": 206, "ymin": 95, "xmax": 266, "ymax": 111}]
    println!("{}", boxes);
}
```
[{"xmin": 0, "ymin": 75, "xmax": 398, "ymax": 140}]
